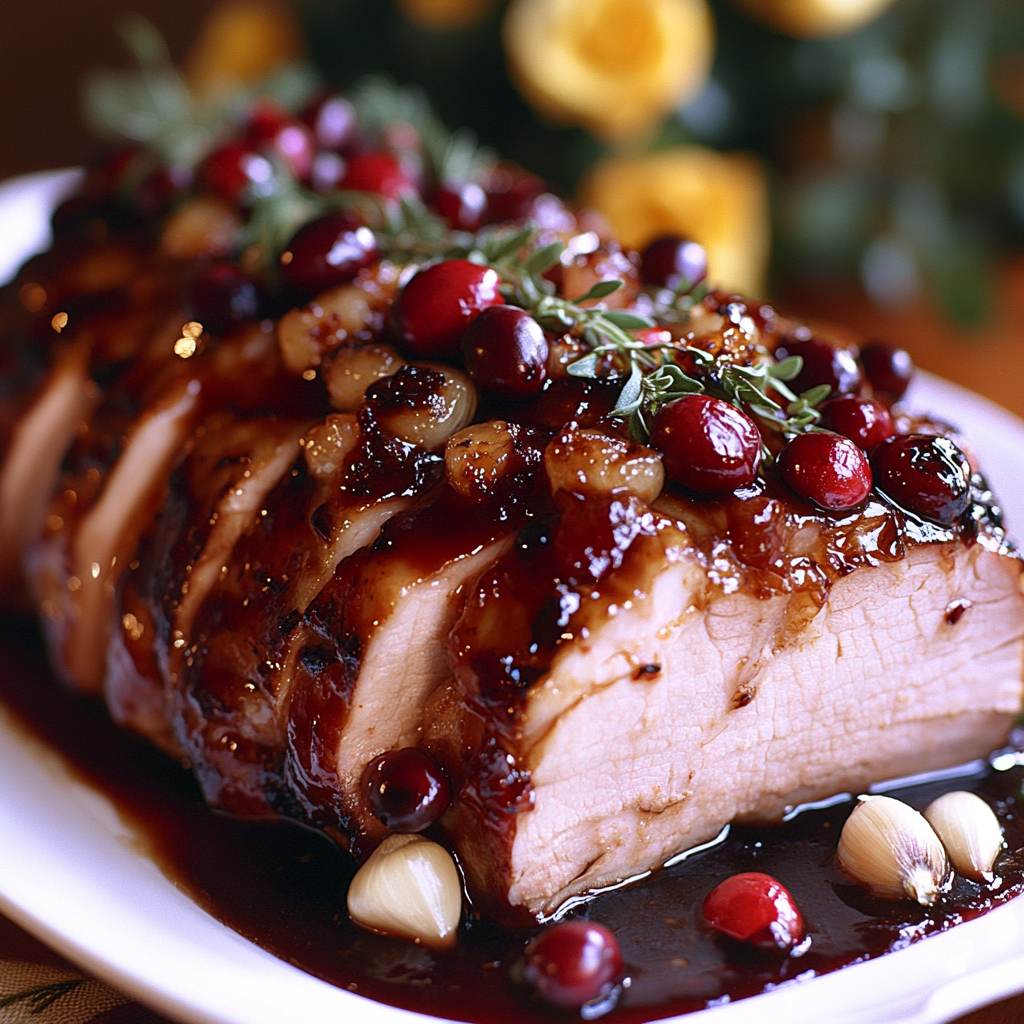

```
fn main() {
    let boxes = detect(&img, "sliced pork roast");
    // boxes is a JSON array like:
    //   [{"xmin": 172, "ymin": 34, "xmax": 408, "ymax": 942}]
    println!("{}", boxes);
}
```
[{"xmin": 0, "ymin": 182, "xmax": 1021, "ymax": 931}]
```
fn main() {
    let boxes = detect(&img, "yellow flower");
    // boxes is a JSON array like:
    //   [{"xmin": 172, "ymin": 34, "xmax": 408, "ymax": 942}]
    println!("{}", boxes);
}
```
[
  {"xmin": 399, "ymin": 0, "xmax": 496, "ymax": 31},
  {"xmin": 186, "ymin": 0, "xmax": 304, "ymax": 100},
  {"xmin": 731, "ymin": 0, "xmax": 896, "ymax": 38},
  {"xmin": 503, "ymin": 0, "xmax": 715, "ymax": 143},
  {"xmin": 579, "ymin": 146, "xmax": 770, "ymax": 296}
]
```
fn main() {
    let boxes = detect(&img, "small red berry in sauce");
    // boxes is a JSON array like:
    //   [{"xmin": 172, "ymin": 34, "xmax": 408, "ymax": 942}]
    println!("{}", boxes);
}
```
[
  {"xmin": 523, "ymin": 921, "xmax": 623, "ymax": 1008},
  {"xmin": 301, "ymin": 93, "xmax": 356, "ymax": 152},
  {"xmin": 485, "ymin": 168, "xmax": 548, "ymax": 223},
  {"xmin": 435, "ymin": 182, "xmax": 488, "ymax": 232},
  {"xmin": 394, "ymin": 259, "xmax": 504, "ymax": 359},
  {"xmin": 703, "ymin": 872, "xmax": 805, "ymax": 952},
  {"xmin": 870, "ymin": 433, "xmax": 971, "ymax": 526},
  {"xmin": 191, "ymin": 262, "xmax": 264, "ymax": 333},
  {"xmin": 246, "ymin": 103, "xmax": 316, "ymax": 180},
  {"xmin": 819, "ymin": 396, "xmax": 895, "ymax": 452},
  {"xmin": 280, "ymin": 213, "xmax": 378, "ymax": 296},
  {"xmin": 201, "ymin": 142, "xmax": 274, "ymax": 204},
  {"xmin": 777, "ymin": 432, "xmax": 872, "ymax": 511},
  {"xmin": 861, "ymin": 340, "xmax": 914, "ymax": 399},
  {"xmin": 362, "ymin": 748, "xmax": 452, "ymax": 833},
  {"xmin": 775, "ymin": 334, "xmax": 862, "ymax": 396},
  {"xmin": 650, "ymin": 394, "xmax": 762, "ymax": 494},
  {"xmin": 462, "ymin": 306, "xmax": 548, "ymax": 398},
  {"xmin": 640, "ymin": 236, "xmax": 708, "ymax": 291},
  {"xmin": 341, "ymin": 151, "xmax": 416, "ymax": 200}
]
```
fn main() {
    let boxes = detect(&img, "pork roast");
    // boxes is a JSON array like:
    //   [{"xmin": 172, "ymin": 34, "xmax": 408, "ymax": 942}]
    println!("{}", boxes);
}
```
[{"xmin": 1, "ymin": 161, "xmax": 1022, "ymax": 930}]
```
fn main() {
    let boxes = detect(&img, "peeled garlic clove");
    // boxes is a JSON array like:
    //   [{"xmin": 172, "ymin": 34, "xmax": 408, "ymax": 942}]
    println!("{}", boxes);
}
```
[
  {"xmin": 347, "ymin": 833, "xmax": 462, "ymax": 948},
  {"xmin": 837, "ymin": 795, "xmax": 949, "ymax": 905},
  {"xmin": 924, "ymin": 791, "xmax": 1003, "ymax": 883}
]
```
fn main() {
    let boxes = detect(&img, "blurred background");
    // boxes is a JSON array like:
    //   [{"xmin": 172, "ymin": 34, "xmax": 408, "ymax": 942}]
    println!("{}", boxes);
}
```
[{"xmin": 1, "ymin": 0, "xmax": 1023, "ymax": 414}]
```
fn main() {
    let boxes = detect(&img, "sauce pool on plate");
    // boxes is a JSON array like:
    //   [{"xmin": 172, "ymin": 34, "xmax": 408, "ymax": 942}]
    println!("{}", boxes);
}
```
[{"xmin": 2, "ymin": 620, "xmax": 1023, "ymax": 1022}]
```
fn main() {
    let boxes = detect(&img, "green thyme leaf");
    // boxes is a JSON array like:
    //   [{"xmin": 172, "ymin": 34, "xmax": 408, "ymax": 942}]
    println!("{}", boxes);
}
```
[
  {"xmin": 610, "ymin": 361, "xmax": 644, "ymax": 416},
  {"xmin": 769, "ymin": 355, "xmax": 804, "ymax": 381},
  {"xmin": 523, "ymin": 241, "xmax": 566, "ymax": 276},
  {"xmin": 604, "ymin": 310, "xmax": 656, "ymax": 329},
  {"xmin": 572, "ymin": 279, "xmax": 622, "ymax": 303},
  {"xmin": 567, "ymin": 353, "xmax": 600, "ymax": 378}
]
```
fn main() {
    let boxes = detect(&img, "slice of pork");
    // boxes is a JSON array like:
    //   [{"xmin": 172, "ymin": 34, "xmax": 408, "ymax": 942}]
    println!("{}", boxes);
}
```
[{"xmin": 438, "ymin": 526, "xmax": 1024, "ymax": 920}]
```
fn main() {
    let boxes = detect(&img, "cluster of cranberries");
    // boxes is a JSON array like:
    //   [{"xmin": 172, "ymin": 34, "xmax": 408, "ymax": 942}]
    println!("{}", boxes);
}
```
[{"xmin": 644, "ymin": 325, "xmax": 970, "ymax": 527}]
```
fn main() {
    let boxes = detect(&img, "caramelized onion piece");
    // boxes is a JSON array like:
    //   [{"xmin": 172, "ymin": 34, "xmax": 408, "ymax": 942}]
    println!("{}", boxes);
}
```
[
  {"xmin": 324, "ymin": 343, "xmax": 405, "ymax": 412},
  {"xmin": 367, "ymin": 364, "xmax": 477, "ymax": 451},
  {"xmin": 303, "ymin": 414, "xmax": 360, "ymax": 480},
  {"xmin": 445, "ymin": 421, "xmax": 515, "ymax": 499},
  {"xmin": 544, "ymin": 425, "xmax": 664, "ymax": 503}
]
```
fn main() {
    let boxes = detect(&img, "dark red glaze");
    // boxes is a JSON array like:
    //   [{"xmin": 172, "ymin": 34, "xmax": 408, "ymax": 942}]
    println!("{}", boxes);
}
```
[
  {"xmin": 640, "ymin": 236, "xmax": 708, "ymax": 291},
  {"xmin": 246, "ymin": 103, "xmax": 316, "ymax": 180},
  {"xmin": 462, "ymin": 306, "xmax": 548, "ymax": 398},
  {"xmin": 703, "ymin": 872, "xmax": 805, "ymax": 952},
  {"xmin": 191, "ymin": 262, "xmax": 263, "ymax": 333},
  {"xmin": 435, "ymin": 182, "xmax": 488, "ymax": 232},
  {"xmin": 871, "ymin": 434, "xmax": 971, "ymax": 526},
  {"xmin": 861, "ymin": 341, "xmax": 914, "ymax": 399},
  {"xmin": 362, "ymin": 748, "xmax": 452, "ymax": 833},
  {"xmin": 777, "ymin": 432, "xmax": 872, "ymax": 511},
  {"xmin": 280, "ymin": 213, "xmax": 378, "ymax": 296},
  {"xmin": 523, "ymin": 921, "xmax": 623, "ymax": 1008},
  {"xmin": 819, "ymin": 396, "xmax": 895, "ymax": 452},
  {"xmin": 650, "ymin": 395, "xmax": 762, "ymax": 494},
  {"xmin": 341, "ymin": 151, "xmax": 415, "ymax": 200},
  {"xmin": 301, "ymin": 93, "xmax": 357, "ymax": 152},
  {"xmin": 200, "ymin": 143, "xmax": 274, "ymax": 204},
  {"xmin": 394, "ymin": 260, "xmax": 504, "ymax": 359},
  {"xmin": 774, "ymin": 334, "xmax": 862, "ymax": 396}
]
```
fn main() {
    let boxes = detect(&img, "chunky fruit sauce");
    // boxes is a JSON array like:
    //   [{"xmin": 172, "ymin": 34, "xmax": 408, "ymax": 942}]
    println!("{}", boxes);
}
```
[{"xmin": 3, "ymin": 618, "xmax": 1023, "ymax": 1023}]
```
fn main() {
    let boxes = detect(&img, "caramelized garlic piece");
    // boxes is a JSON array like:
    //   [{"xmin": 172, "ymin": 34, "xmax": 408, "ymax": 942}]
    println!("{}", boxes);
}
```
[
  {"xmin": 445, "ymin": 421, "xmax": 515, "ymax": 499},
  {"xmin": 837, "ymin": 795, "xmax": 949, "ymax": 905},
  {"xmin": 347, "ymin": 834, "xmax": 462, "ymax": 949},
  {"xmin": 924, "ymin": 791, "xmax": 1003, "ymax": 883},
  {"xmin": 544, "ymin": 425, "xmax": 664, "ymax": 504}
]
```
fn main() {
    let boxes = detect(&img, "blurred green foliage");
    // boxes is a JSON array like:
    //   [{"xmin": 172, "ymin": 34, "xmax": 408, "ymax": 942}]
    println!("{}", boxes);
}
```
[{"xmin": 297, "ymin": 0, "xmax": 1024, "ymax": 323}]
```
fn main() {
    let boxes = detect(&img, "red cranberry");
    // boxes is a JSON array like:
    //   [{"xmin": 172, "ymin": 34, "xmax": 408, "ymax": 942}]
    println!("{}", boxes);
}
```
[
  {"xmin": 280, "ymin": 213, "xmax": 378, "ymax": 296},
  {"xmin": 775, "ymin": 334, "xmax": 862, "ymax": 396},
  {"xmin": 191, "ymin": 262, "xmax": 263, "ymax": 333},
  {"xmin": 861, "ymin": 340, "xmax": 914, "ymax": 399},
  {"xmin": 462, "ymin": 306, "xmax": 548, "ymax": 397},
  {"xmin": 310, "ymin": 151, "xmax": 347, "ymax": 193},
  {"xmin": 485, "ymin": 168, "xmax": 548, "ymax": 223},
  {"xmin": 201, "ymin": 143, "xmax": 275, "ymax": 204},
  {"xmin": 777, "ymin": 432, "xmax": 872, "ymax": 511},
  {"xmin": 341, "ymin": 151, "xmax": 416, "ymax": 200},
  {"xmin": 247, "ymin": 103, "xmax": 316, "ymax": 180},
  {"xmin": 870, "ymin": 433, "xmax": 971, "ymax": 526},
  {"xmin": 819, "ymin": 396, "xmax": 895, "ymax": 452},
  {"xmin": 650, "ymin": 395, "xmax": 762, "ymax": 494},
  {"xmin": 301, "ymin": 92, "xmax": 356, "ymax": 151},
  {"xmin": 435, "ymin": 182, "xmax": 488, "ymax": 232},
  {"xmin": 362, "ymin": 748, "xmax": 452, "ymax": 833},
  {"xmin": 523, "ymin": 921, "xmax": 622, "ymax": 1008},
  {"xmin": 641, "ymin": 236, "xmax": 708, "ymax": 291},
  {"xmin": 703, "ymin": 872, "xmax": 805, "ymax": 952},
  {"xmin": 394, "ymin": 259, "xmax": 504, "ymax": 359}
]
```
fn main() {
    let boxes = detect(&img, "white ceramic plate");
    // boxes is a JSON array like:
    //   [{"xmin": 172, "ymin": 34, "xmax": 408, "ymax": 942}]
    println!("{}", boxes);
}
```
[{"xmin": 1, "ymin": 171, "xmax": 1024, "ymax": 1024}]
